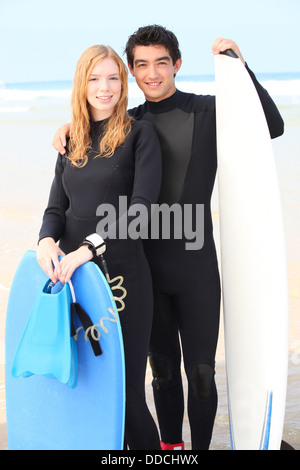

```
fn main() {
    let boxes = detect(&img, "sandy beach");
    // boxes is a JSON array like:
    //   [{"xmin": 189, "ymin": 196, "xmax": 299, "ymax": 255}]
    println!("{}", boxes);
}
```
[{"xmin": 0, "ymin": 93, "xmax": 299, "ymax": 450}]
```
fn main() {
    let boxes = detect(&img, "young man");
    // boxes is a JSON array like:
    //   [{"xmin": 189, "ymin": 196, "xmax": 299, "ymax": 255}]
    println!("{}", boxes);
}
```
[{"xmin": 53, "ymin": 26, "xmax": 284, "ymax": 450}]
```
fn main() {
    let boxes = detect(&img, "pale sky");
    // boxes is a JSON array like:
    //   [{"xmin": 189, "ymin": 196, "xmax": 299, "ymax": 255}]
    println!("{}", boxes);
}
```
[{"xmin": 0, "ymin": 0, "xmax": 299, "ymax": 83}]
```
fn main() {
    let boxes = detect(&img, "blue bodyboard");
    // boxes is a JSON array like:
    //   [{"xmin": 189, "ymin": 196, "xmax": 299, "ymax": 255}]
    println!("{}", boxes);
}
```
[{"xmin": 5, "ymin": 250, "xmax": 125, "ymax": 450}]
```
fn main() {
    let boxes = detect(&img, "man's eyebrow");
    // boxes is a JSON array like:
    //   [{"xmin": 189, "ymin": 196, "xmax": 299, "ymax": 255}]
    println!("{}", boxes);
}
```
[{"xmin": 134, "ymin": 56, "xmax": 171, "ymax": 64}]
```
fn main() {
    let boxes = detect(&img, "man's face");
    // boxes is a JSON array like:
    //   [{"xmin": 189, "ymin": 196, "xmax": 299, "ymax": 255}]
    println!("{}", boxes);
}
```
[{"xmin": 128, "ymin": 44, "xmax": 182, "ymax": 102}]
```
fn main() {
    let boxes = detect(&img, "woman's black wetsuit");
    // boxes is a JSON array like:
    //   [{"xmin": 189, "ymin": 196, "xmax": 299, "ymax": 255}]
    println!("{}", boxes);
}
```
[
  {"xmin": 39, "ymin": 119, "xmax": 162, "ymax": 450},
  {"xmin": 129, "ymin": 64, "xmax": 284, "ymax": 449}
]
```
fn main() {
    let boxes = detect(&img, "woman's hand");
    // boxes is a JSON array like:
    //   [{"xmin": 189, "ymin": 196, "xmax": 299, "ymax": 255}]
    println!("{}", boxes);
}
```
[
  {"xmin": 37, "ymin": 237, "xmax": 65, "ymax": 283},
  {"xmin": 57, "ymin": 245, "xmax": 93, "ymax": 283},
  {"xmin": 37, "ymin": 240, "xmax": 93, "ymax": 284}
]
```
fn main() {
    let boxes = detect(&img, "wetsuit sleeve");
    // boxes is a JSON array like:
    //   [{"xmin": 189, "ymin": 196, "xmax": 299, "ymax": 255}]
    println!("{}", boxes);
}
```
[
  {"xmin": 98, "ymin": 121, "xmax": 162, "ymax": 240},
  {"xmin": 246, "ymin": 63, "xmax": 284, "ymax": 139},
  {"xmin": 38, "ymin": 154, "xmax": 69, "ymax": 242},
  {"xmin": 131, "ymin": 121, "xmax": 162, "ymax": 209}
]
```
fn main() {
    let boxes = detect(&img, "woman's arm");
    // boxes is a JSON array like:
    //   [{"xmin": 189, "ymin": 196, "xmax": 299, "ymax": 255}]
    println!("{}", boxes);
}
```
[
  {"xmin": 38, "ymin": 154, "xmax": 70, "ymax": 282},
  {"xmin": 39, "ymin": 154, "xmax": 70, "ymax": 242}
]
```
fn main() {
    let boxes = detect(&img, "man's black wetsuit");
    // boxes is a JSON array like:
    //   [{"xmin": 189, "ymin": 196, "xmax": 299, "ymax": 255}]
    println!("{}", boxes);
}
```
[
  {"xmin": 39, "ymin": 119, "xmax": 162, "ymax": 450},
  {"xmin": 129, "ymin": 64, "xmax": 284, "ymax": 449}
]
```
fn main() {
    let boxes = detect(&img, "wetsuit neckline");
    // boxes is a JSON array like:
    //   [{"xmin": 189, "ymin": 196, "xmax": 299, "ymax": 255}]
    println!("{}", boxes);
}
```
[
  {"xmin": 90, "ymin": 117, "xmax": 109, "ymax": 127},
  {"xmin": 146, "ymin": 89, "xmax": 180, "ymax": 114},
  {"xmin": 89, "ymin": 118, "xmax": 109, "ymax": 140}
]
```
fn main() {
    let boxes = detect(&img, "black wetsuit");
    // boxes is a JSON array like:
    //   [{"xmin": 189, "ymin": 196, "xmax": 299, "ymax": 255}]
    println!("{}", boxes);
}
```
[
  {"xmin": 39, "ymin": 119, "xmax": 162, "ymax": 450},
  {"xmin": 129, "ymin": 64, "xmax": 284, "ymax": 449}
]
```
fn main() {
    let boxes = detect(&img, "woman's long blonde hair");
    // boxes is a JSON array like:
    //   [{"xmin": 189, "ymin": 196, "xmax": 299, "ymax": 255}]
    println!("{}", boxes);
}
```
[{"xmin": 68, "ymin": 45, "xmax": 133, "ymax": 167}]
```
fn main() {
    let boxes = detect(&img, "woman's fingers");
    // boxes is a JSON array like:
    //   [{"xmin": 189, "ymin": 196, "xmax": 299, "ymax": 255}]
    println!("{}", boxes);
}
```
[
  {"xmin": 36, "ymin": 238, "xmax": 65, "ymax": 283},
  {"xmin": 57, "ymin": 246, "xmax": 93, "ymax": 283}
]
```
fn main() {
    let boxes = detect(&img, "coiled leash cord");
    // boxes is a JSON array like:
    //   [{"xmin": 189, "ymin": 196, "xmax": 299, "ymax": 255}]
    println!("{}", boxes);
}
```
[{"xmin": 73, "ymin": 254, "xmax": 127, "ymax": 352}]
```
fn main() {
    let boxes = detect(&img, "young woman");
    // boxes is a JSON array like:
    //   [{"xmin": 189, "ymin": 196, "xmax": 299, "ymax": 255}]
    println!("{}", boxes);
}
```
[{"xmin": 37, "ymin": 45, "xmax": 162, "ymax": 450}]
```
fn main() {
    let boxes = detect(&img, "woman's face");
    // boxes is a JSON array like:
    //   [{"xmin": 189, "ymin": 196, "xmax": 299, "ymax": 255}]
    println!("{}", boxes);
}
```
[{"xmin": 87, "ymin": 57, "xmax": 122, "ymax": 121}]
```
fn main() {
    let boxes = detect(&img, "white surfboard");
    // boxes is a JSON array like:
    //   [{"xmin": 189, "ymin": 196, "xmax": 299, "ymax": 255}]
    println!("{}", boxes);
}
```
[{"xmin": 215, "ymin": 52, "xmax": 289, "ymax": 450}]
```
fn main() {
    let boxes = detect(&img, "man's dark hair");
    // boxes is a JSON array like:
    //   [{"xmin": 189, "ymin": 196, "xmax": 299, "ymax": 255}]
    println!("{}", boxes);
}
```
[{"xmin": 125, "ymin": 25, "xmax": 181, "ymax": 68}]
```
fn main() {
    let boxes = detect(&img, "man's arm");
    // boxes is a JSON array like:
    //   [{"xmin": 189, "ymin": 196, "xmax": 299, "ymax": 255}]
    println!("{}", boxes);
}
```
[
  {"xmin": 52, "ymin": 123, "xmax": 70, "ymax": 154},
  {"xmin": 212, "ymin": 38, "xmax": 284, "ymax": 138},
  {"xmin": 244, "ymin": 64, "xmax": 284, "ymax": 138}
]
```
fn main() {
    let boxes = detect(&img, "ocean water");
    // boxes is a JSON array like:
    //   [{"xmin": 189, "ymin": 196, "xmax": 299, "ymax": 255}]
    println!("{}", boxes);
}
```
[
  {"xmin": 1, "ymin": 72, "xmax": 300, "ymax": 121},
  {"xmin": 0, "ymin": 72, "xmax": 299, "ymax": 449}
]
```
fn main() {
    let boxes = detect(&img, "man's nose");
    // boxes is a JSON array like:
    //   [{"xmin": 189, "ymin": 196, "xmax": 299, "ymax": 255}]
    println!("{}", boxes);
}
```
[{"xmin": 148, "ymin": 65, "xmax": 159, "ymax": 79}]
